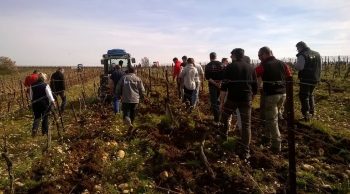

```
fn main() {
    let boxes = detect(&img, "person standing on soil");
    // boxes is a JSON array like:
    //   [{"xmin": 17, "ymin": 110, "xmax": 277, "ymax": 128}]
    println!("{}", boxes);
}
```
[
  {"xmin": 205, "ymin": 52, "xmax": 224, "ymax": 123},
  {"xmin": 221, "ymin": 57, "xmax": 241, "ymax": 132},
  {"xmin": 295, "ymin": 41, "xmax": 321, "ymax": 121},
  {"xmin": 50, "ymin": 68, "xmax": 66, "ymax": 112},
  {"xmin": 177, "ymin": 55, "xmax": 188, "ymax": 99},
  {"xmin": 110, "ymin": 63, "xmax": 125, "ymax": 114},
  {"xmin": 220, "ymin": 48, "xmax": 257, "ymax": 159},
  {"xmin": 115, "ymin": 67, "xmax": 145, "ymax": 128},
  {"xmin": 193, "ymin": 59, "xmax": 204, "ymax": 107},
  {"xmin": 255, "ymin": 46, "xmax": 292, "ymax": 153},
  {"xmin": 173, "ymin": 57, "xmax": 182, "ymax": 99},
  {"xmin": 179, "ymin": 58, "xmax": 199, "ymax": 111},
  {"xmin": 30, "ymin": 73, "xmax": 56, "ymax": 136}
]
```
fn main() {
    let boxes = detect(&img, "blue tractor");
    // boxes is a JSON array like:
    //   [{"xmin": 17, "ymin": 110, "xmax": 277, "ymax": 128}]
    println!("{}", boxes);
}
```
[{"xmin": 99, "ymin": 49, "xmax": 136, "ymax": 101}]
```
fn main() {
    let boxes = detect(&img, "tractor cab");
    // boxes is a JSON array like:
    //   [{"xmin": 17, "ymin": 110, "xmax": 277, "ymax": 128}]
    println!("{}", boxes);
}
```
[{"xmin": 99, "ymin": 49, "xmax": 136, "ymax": 101}]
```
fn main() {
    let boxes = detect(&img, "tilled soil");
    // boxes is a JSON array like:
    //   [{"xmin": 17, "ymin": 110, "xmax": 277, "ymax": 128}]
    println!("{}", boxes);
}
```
[{"xmin": 11, "ymin": 82, "xmax": 350, "ymax": 194}]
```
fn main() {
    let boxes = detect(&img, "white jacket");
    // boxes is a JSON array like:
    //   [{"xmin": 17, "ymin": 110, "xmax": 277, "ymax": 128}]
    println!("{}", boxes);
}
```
[{"xmin": 179, "ymin": 64, "xmax": 199, "ymax": 90}]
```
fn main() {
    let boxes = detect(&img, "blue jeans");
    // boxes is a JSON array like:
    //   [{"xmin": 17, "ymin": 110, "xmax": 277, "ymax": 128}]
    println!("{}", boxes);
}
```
[
  {"xmin": 183, "ymin": 87, "xmax": 195, "ymax": 106},
  {"xmin": 113, "ymin": 97, "xmax": 120, "ymax": 113},
  {"xmin": 209, "ymin": 84, "xmax": 220, "ymax": 122},
  {"xmin": 191, "ymin": 87, "xmax": 199, "ymax": 107}
]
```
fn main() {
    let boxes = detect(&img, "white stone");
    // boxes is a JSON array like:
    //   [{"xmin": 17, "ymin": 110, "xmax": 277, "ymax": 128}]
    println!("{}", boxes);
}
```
[
  {"xmin": 94, "ymin": 184, "xmax": 102, "ymax": 191},
  {"xmin": 117, "ymin": 150, "xmax": 126, "ymax": 159},
  {"xmin": 160, "ymin": 171, "xmax": 169, "ymax": 180},
  {"xmin": 118, "ymin": 183, "xmax": 129, "ymax": 190},
  {"xmin": 302, "ymin": 164, "xmax": 315, "ymax": 171}
]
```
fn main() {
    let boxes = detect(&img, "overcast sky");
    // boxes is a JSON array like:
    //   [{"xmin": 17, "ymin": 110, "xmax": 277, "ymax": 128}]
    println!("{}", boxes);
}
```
[{"xmin": 1, "ymin": 0, "xmax": 350, "ymax": 66}]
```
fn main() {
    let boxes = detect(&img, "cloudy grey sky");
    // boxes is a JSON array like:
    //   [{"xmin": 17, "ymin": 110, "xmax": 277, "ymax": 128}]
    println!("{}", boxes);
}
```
[{"xmin": 0, "ymin": 0, "xmax": 349, "ymax": 66}]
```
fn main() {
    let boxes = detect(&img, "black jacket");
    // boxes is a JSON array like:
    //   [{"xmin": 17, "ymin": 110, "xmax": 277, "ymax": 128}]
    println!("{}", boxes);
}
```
[
  {"xmin": 261, "ymin": 57, "xmax": 288, "ymax": 96},
  {"xmin": 297, "ymin": 48, "xmax": 321, "ymax": 84},
  {"xmin": 50, "ymin": 71, "xmax": 65, "ymax": 92},
  {"xmin": 205, "ymin": 61, "xmax": 224, "ymax": 81},
  {"xmin": 31, "ymin": 81, "xmax": 50, "ymax": 112},
  {"xmin": 221, "ymin": 60, "xmax": 257, "ymax": 102}
]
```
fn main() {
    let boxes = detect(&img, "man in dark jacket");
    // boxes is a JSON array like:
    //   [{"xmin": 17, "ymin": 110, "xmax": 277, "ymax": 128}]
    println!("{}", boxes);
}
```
[
  {"xmin": 50, "ymin": 68, "xmax": 66, "ymax": 112},
  {"xmin": 220, "ymin": 48, "xmax": 257, "ymax": 159},
  {"xmin": 295, "ymin": 41, "xmax": 321, "ymax": 121},
  {"xmin": 110, "ymin": 63, "xmax": 125, "ymax": 113},
  {"xmin": 205, "ymin": 52, "xmax": 224, "ymax": 123},
  {"xmin": 255, "ymin": 47, "xmax": 292, "ymax": 153}
]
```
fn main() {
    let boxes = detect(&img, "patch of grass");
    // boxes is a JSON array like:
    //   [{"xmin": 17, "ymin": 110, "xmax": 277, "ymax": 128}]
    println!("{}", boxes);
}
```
[
  {"xmin": 103, "ymin": 183, "xmax": 119, "ymax": 193},
  {"xmin": 222, "ymin": 137, "xmax": 238, "ymax": 151},
  {"xmin": 224, "ymin": 164, "xmax": 242, "ymax": 177},
  {"xmin": 297, "ymin": 170, "xmax": 318, "ymax": 191},
  {"xmin": 344, "ymin": 103, "xmax": 350, "ymax": 112},
  {"xmin": 334, "ymin": 180, "xmax": 350, "ymax": 194},
  {"xmin": 252, "ymin": 169, "xmax": 265, "ymax": 182},
  {"xmin": 309, "ymin": 120, "xmax": 329, "ymax": 134}
]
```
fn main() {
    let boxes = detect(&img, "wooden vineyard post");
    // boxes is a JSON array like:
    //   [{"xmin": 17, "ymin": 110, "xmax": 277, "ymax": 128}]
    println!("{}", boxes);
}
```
[
  {"xmin": 19, "ymin": 80, "xmax": 25, "ymax": 110},
  {"xmin": 0, "ymin": 91, "xmax": 2, "ymax": 113},
  {"xmin": 46, "ymin": 125, "xmax": 52, "ymax": 151},
  {"xmin": 70, "ymin": 103, "xmax": 79, "ymax": 123},
  {"xmin": 165, "ymin": 70, "xmax": 169, "ymax": 101},
  {"xmin": 93, "ymin": 80, "xmax": 97, "ymax": 97},
  {"xmin": 24, "ymin": 87, "xmax": 30, "ymax": 108},
  {"xmin": 286, "ymin": 76, "xmax": 296, "ymax": 194},
  {"xmin": 78, "ymin": 97, "xmax": 82, "ymax": 114},
  {"xmin": 2, "ymin": 136, "xmax": 15, "ymax": 194},
  {"xmin": 79, "ymin": 73, "xmax": 87, "ymax": 108},
  {"xmin": 148, "ymin": 68, "xmax": 152, "ymax": 95}
]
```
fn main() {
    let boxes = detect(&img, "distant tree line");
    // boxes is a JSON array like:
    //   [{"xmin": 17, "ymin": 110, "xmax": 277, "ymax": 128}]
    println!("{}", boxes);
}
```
[{"xmin": 0, "ymin": 56, "xmax": 17, "ymax": 75}]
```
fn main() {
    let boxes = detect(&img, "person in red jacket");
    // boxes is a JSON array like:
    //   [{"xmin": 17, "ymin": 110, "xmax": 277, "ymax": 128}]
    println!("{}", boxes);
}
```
[
  {"xmin": 24, "ymin": 70, "xmax": 39, "ymax": 87},
  {"xmin": 24, "ymin": 70, "xmax": 39, "ymax": 95},
  {"xmin": 173, "ymin": 57, "xmax": 182, "ymax": 99}
]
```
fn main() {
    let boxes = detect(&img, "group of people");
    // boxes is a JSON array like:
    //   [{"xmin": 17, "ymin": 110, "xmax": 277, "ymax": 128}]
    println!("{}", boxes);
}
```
[
  {"xmin": 24, "ymin": 68, "xmax": 66, "ymax": 136},
  {"xmin": 173, "ymin": 41, "xmax": 321, "ymax": 159},
  {"xmin": 24, "ymin": 41, "xmax": 321, "ymax": 161},
  {"xmin": 173, "ymin": 56, "xmax": 204, "ymax": 111}
]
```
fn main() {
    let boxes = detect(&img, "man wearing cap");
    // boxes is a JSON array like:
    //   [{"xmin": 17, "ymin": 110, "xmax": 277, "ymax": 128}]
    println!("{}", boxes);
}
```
[
  {"xmin": 205, "ymin": 52, "xmax": 224, "ymax": 123},
  {"xmin": 295, "ymin": 41, "xmax": 321, "ymax": 121}
]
